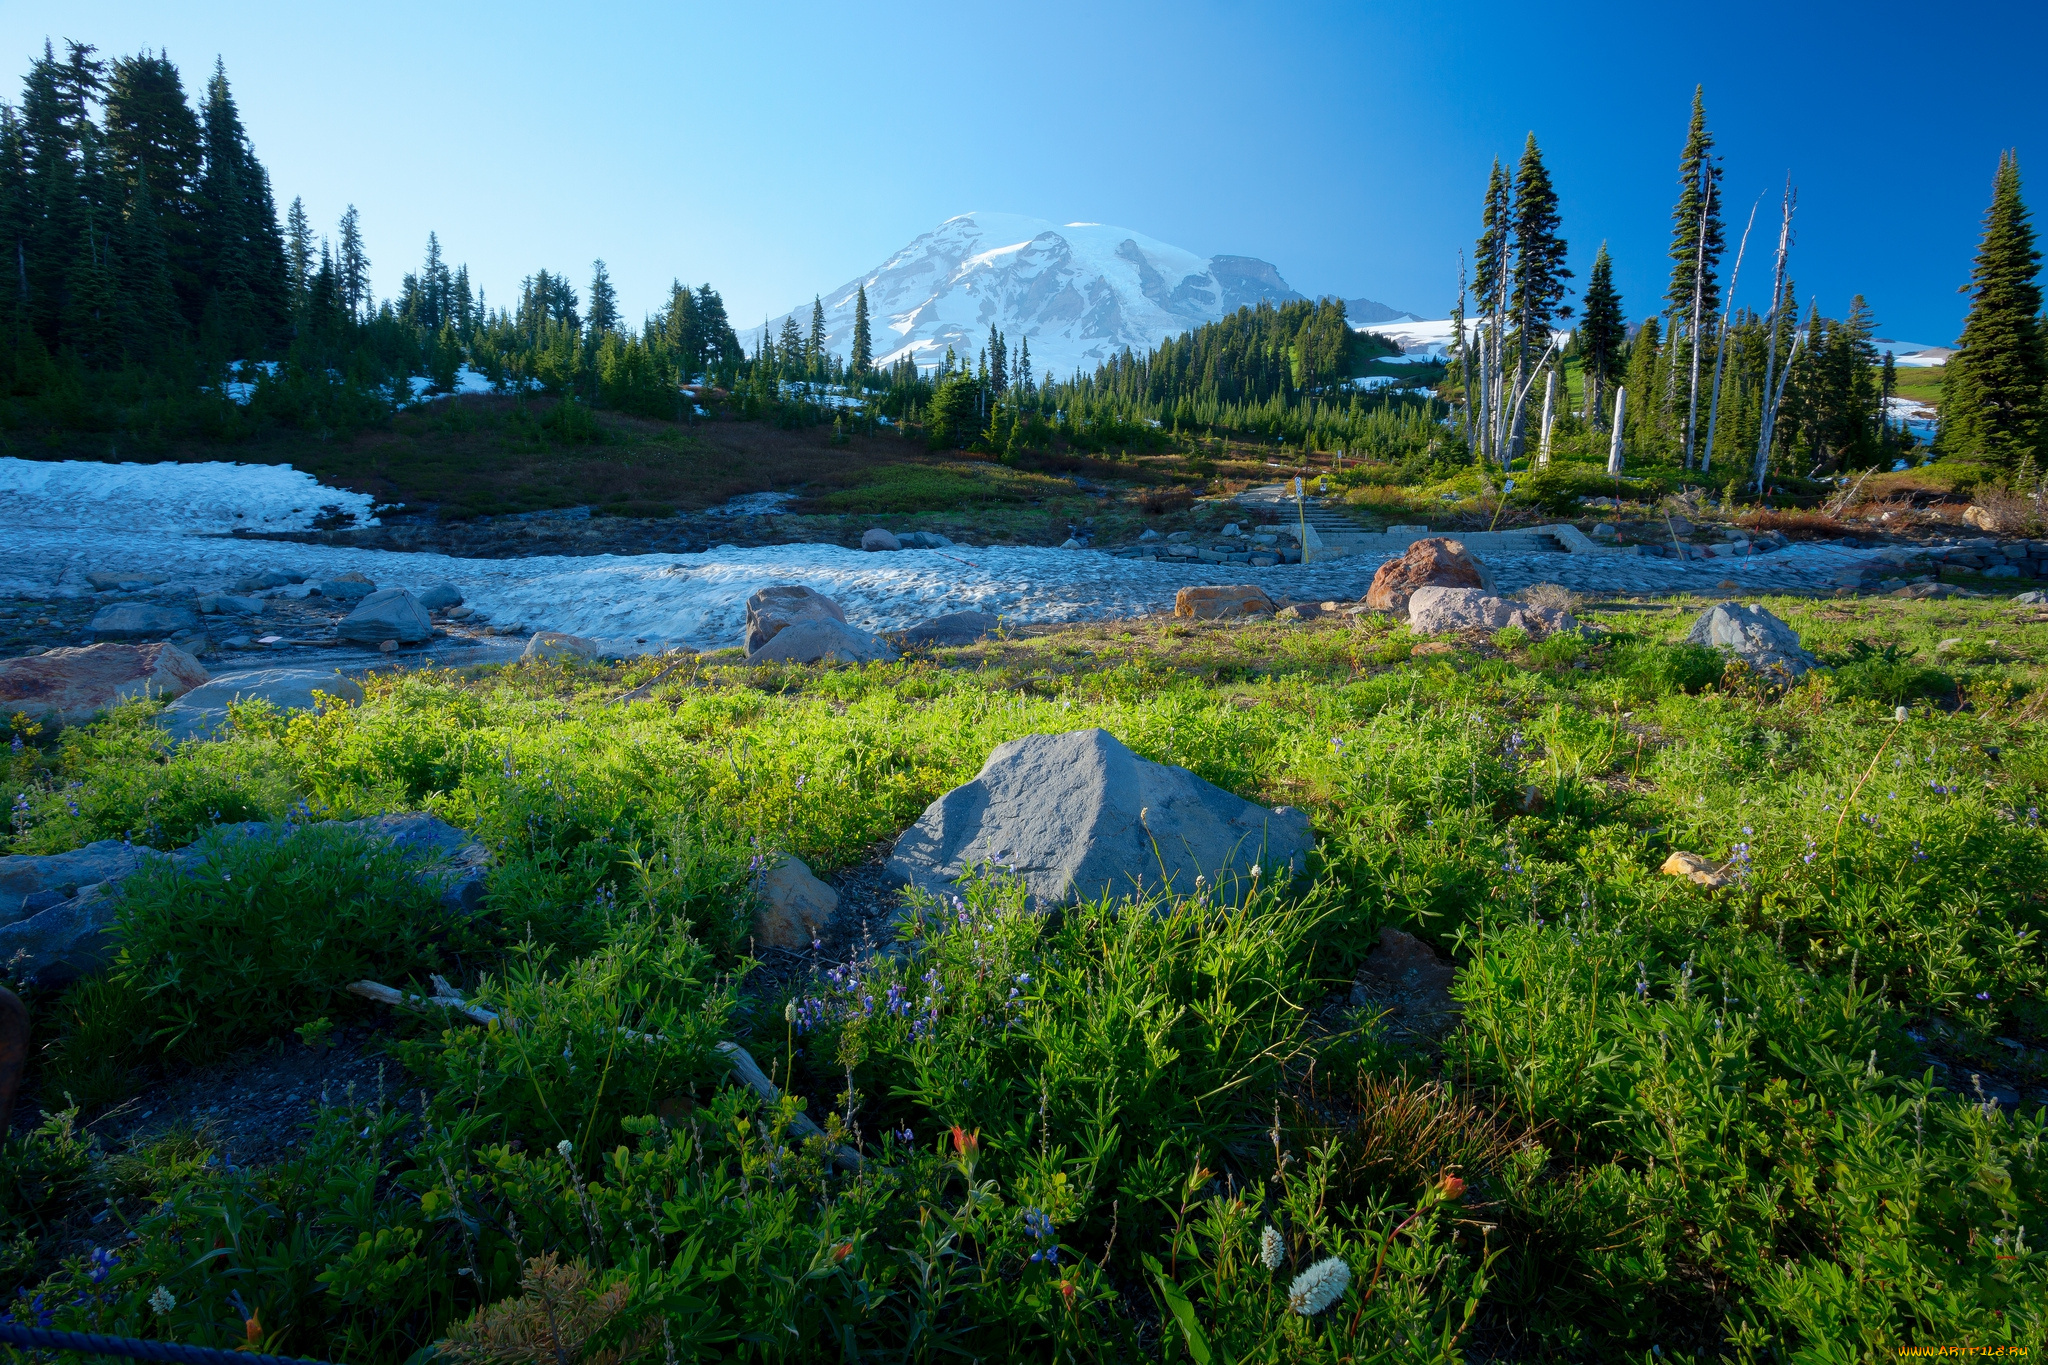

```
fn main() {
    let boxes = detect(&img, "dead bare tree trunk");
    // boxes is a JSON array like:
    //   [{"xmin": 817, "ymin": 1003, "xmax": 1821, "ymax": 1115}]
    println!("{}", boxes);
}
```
[
  {"xmin": 1538, "ymin": 367, "xmax": 1557, "ymax": 467},
  {"xmin": 1608, "ymin": 386, "xmax": 1627, "ymax": 475},
  {"xmin": 1751, "ymin": 180, "xmax": 1797, "ymax": 496},
  {"xmin": 1701, "ymin": 195, "xmax": 1760, "ymax": 476}
]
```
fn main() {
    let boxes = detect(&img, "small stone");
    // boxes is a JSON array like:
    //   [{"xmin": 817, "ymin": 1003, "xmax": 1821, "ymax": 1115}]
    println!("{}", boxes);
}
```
[
  {"xmin": 1350, "ymin": 927, "xmax": 1460, "ymax": 1035},
  {"xmin": 861, "ymin": 528, "xmax": 902, "ymax": 552},
  {"xmin": 755, "ymin": 855, "xmax": 839, "ymax": 949},
  {"xmin": 1660, "ymin": 851, "xmax": 1731, "ymax": 889}
]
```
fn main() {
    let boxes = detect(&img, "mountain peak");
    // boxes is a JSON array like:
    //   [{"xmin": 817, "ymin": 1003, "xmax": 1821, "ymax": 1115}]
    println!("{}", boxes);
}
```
[{"xmin": 773, "ymin": 212, "xmax": 1328, "ymax": 377}]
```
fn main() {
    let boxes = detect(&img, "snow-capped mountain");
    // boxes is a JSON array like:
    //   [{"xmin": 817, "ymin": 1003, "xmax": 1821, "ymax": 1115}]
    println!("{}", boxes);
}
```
[{"xmin": 768, "ymin": 212, "xmax": 1413, "ymax": 380}]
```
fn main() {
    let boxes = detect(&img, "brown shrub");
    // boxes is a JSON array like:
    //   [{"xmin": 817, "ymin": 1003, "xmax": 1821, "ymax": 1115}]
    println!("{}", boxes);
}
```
[{"xmin": 1734, "ymin": 508, "xmax": 1848, "ymax": 538}]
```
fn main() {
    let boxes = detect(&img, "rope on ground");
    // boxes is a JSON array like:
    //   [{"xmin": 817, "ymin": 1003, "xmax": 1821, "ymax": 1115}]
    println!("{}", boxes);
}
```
[{"xmin": 0, "ymin": 1321, "xmax": 333, "ymax": 1365}]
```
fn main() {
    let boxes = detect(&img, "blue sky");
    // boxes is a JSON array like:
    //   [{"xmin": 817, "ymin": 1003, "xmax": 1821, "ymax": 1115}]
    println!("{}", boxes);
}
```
[{"xmin": 8, "ymin": 1, "xmax": 2042, "ymax": 344}]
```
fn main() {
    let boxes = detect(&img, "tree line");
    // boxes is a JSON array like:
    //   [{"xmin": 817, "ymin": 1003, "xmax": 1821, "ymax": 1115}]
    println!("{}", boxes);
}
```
[{"xmin": 1452, "ymin": 87, "xmax": 2045, "ymax": 492}]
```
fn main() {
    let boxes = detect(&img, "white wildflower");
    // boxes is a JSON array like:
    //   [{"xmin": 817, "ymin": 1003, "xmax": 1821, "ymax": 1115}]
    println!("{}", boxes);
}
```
[
  {"xmin": 1249, "ymin": 864, "xmax": 1261, "ymax": 880},
  {"xmin": 556, "ymin": 1139, "xmax": 573, "ymax": 1158},
  {"xmin": 784, "ymin": 999, "xmax": 797, "ymax": 1024},
  {"xmin": 1259, "ymin": 1224, "xmax": 1285, "ymax": 1270},
  {"xmin": 1287, "ymin": 1256, "xmax": 1351, "ymax": 1316},
  {"xmin": 149, "ymin": 1285, "xmax": 176, "ymax": 1314}
]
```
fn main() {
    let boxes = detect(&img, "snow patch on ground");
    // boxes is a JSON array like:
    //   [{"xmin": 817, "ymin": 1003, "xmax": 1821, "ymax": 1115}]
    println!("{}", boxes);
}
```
[
  {"xmin": 6, "ymin": 462, "xmax": 1912, "ymax": 654},
  {"xmin": 220, "ymin": 363, "xmax": 519, "ymax": 407},
  {"xmin": 1885, "ymin": 395, "xmax": 1940, "ymax": 441},
  {"xmin": 2, "ymin": 458, "xmax": 380, "ymax": 534}
]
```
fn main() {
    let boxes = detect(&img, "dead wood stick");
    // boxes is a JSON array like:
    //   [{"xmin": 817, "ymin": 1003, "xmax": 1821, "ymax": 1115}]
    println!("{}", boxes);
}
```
[{"xmin": 346, "ymin": 979, "xmax": 863, "ymax": 1170}]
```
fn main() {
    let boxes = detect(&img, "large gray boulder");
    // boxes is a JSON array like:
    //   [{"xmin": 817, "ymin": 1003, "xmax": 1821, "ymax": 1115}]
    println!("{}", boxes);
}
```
[
  {"xmin": 523, "ymin": 631, "xmax": 603, "ymax": 661},
  {"xmin": 1408, "ymin": 587, "xmax": 1516, "ymax": 633},
  {"xmin": 901, "ymin": 610, "xmax": 999, "ymax": 646},
  {"xmin": 197, "ymin": 593, "xmax": 265, "ymax": 616},
  {"xmin": 886, "ymin": 728, "xmax": 1313, "ymax": 911},
  {"xmin": 897, "ymin": 531, "xmax": 954, "ymax": 549},
  {"xmin": 0, "ymin": 812, "xmax": 491, "ymax": 986},
  {"xmin": 0, "ymin": 642, "xmax": 209, "ymax": 730},
  {"xmin": 417, "ymin": 583, "xmax": 464, "ymax": 611},
  {"xmin": 748, "ymin": 617, "xmax": 898, "ymax": 665},
  {"xmin": 1686, "ymin": 602, "xmax": 1818, "ymax": 677},
  {"xmin": 155, "ymin": 667, "xmax": 366, "ymax": 741},
  {"xmin": 861, "ymin": 528, "xmax": 902, "ymax": 552},
  {"xmin": 337, "ymin": 589, "xmax": 432, "ymax": 644},
  {"xmin": 745, "ymin": 584, "xmax": 847, "ymax": 655},
  {"xmin": 88, "ymin": 602, "xmax": 200, "ymax": 640}
]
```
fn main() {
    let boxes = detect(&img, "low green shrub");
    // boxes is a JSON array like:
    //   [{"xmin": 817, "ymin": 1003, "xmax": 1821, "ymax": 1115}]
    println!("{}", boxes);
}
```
[
  {"xmin": 97, "ymin": 823, "xmax": 481, "ymax": 1067},
  {"xmin": 1608, "ymin": 639, "xmax": 1725, "ymax": 696}
]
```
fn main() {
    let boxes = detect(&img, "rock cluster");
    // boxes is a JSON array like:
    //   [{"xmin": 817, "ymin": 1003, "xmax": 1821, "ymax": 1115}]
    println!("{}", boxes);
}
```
[
  {"xmin": 885, "ymin": 727, "xmax": 1313, "ymax": 911},
  {"xmin": 1365, "ymin": 538, "xmax": 1492, "ymax": 614},
  {"xmin": 743, "ymin": 586, "xmax": 897, "ymax": 664},
  {"xmin": 861, "ymin": 529, "xmax": 954, "ymax": 552},
  {"xmin": 1115, "ymin": 523, "xmax": 1303, "ymax": 566}
]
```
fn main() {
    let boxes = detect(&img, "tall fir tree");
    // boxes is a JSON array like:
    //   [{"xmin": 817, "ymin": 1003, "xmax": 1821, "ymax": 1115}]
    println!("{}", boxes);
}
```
[
  {"xmin": 283, "ymin": 194, "xmax": 311, "ymax": 308},
  {"xmin": 1473, "ymin": 158, "xmax": 1512, "ymax": 321},
  {"xmin": 849, "ymin": 283, "xmax": 872, "ymax": 377},
  {"xmin": 1509, "ymin": 133, "xmax": 1570, "ymax": 360},
  {"xmin": 806, "ymin": 294, "xmax": 825, "ymax": 375},
  {"xmin": 336, "ymin": 204, "xmax": 368, "ymax": 320},
  {"xmin": 1578, "ymin": 243, "xmax": 1625, "ymax": 426},
  {"xmin": 777, "ymin": 312, "xmax": 803, "ymax": 376},
  {"xmin": 1941, "ymin": 152, "xmax": 2045, "ymax": 471},
  {"xmin": 587, "ymin": 258, "xmax": 618, "ymax": 334},
  {"xmin": 1665, "ymin": 86, "xmax": 1726, "ymax": 329}
]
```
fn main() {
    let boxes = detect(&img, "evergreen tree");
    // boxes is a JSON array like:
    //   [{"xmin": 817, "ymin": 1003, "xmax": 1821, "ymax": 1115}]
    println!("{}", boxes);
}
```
[
  {"xmin": 1016, "ymin": 335, "xmax": 1031, "ymax": 393},
  {"xmin": 1941, "ymin": 152, "xmax": 2045, "ymax": 470},
  {"xmin": 336, "ymin": 204, "xmax": 368, "ymax": 320},
  {"xmin": 1510, "ymin": 132, "xmax": 1571, "ymax": 362},
  {"xmin": 1473, "ymin": 158, "xmax": 1512, "ymax": 320},
  {"xmin": 1579, "ymin": 242, "xmax": 1625, "ymax": 426},
  {"xmin": 777, "ymin": 312, "xmax": 804, "ymax": 376},
  {"xmin": 1666, "ymin": 86, "xmax": 1726, "ymax": 325},
  {"xmin": 849, "ymin": 283, "xmax": 872, "ymax": 377},
  {"xmin": 807, "ymin": 294, "xmax": 825, "ymax": 375},
  {"xmin": 284, "ymin": 194, "xmax": 311, "ymax": 307},
  {"xmin": 587, "ymin": 258, "xmax": 618, "ymax": 334}
]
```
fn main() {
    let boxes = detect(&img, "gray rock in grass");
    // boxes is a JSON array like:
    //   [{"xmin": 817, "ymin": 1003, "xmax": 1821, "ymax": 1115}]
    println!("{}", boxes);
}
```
[
  {"xmin": 886, "ymin": 727, "xmax": 1312, "ymax": 913},
  {"xmin": 900, "ymin": 611, "xmax": 1000, "ymax": 647},
  {"xmin": 1685, "ymin": 601, "xmax": 1819, "ymax": 677},
  {"xmin": 748, "ymin": 617, "xmax": 897, "ymax": 665},
  {"xmin": 155, "ymin": 667, "xmax": 366, "ymax": 740}
]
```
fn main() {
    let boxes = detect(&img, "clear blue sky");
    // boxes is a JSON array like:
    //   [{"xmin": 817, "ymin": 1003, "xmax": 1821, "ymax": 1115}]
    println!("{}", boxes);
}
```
[{"xmin": 8, "ymin": 1, "xmax": 2042, "ymax": 344}]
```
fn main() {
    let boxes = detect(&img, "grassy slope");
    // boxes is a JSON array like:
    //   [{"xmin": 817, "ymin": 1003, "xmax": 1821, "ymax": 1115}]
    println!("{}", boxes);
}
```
[{"xmin": 3, "ymin": 594, "xmax": 2044, "ymax": 1360}]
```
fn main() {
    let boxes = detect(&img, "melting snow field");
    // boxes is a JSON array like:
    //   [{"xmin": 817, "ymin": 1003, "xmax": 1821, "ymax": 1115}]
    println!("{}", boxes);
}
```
[{"xmin": 3, "ymin": 459, "xmax": 1919, "ymax": 654}]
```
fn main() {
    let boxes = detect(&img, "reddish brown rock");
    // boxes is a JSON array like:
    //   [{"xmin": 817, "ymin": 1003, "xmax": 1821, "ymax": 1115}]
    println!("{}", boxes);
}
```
[
  {"xmin": 1173, "ymin": 585, "xmax": 1275, "ymax": 620},
  {"xmin": 0, "ymin": 642, "xmax": 209, "ymax": 730},
  {"xmin": 1364, "ymin": 538, "xmax": 1488, "ymax": 614}
]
